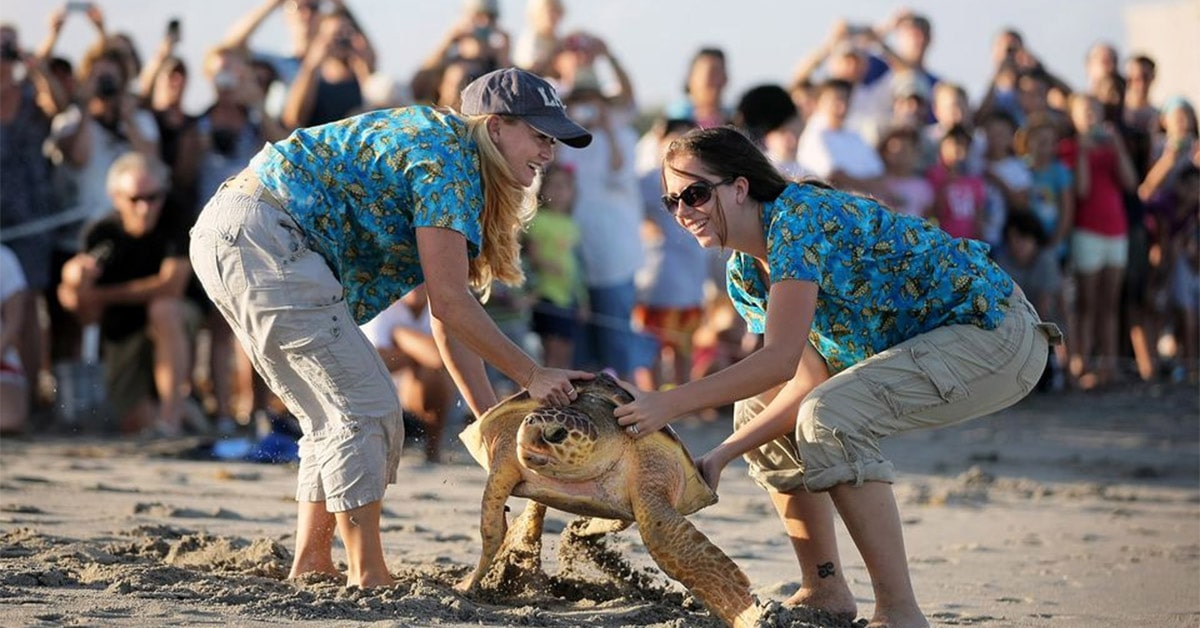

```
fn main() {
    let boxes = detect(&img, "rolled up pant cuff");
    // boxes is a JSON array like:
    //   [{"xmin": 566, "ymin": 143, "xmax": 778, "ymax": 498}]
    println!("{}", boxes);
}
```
[{"xmin": 802, "ymin": 459, "xmax": 896, "ymax": 492}]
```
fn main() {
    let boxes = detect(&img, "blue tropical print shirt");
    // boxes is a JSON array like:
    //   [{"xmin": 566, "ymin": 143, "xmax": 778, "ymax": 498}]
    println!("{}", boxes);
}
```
[
  {"xmin": 250, "ymin": 106, "xmax": 484, "ymax": 324},
  {"xmin": 727, "ymin": 182, "xmax": 1014, "ymax": 373}
]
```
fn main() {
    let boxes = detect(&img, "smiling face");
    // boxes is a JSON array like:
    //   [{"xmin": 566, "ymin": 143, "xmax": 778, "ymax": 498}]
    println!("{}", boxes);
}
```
[
  {"xmin": 490, "ymin": 116, "xmax": 557, "ymax": 187},
  {"xmin": 662, "ymin": 154, "xmax": 731, "ymax": 249}
]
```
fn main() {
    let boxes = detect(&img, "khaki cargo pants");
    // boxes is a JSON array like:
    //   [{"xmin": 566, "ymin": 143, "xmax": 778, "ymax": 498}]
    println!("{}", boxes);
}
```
[{"xmin": 735, "ymin": 293, "xmax": 1060, "ymax": 493}]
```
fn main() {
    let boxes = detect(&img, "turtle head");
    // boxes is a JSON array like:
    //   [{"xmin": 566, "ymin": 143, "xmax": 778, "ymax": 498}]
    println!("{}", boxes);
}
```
[{"xmin": 516, "ymin": 405, "xmax": 623, "ymax": 481}]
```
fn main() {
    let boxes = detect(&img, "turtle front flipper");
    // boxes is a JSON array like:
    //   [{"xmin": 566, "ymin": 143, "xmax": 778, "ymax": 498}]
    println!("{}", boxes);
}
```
[
  {"xmin": 478, "ymin": 500, "xmax": 550, "ymax": 594},
  {"xmin": 457, "ymin": 461, "xmax": 523, "ymax": 593},
  {"xmin": 631, "ymin": 490, "xmax": 759, "ymax": 628}
]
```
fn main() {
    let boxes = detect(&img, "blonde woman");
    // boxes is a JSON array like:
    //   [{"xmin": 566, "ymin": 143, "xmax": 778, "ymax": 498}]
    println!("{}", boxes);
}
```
[{"xmin": 189, "ymin": 68, "xmax": 593, "ymax": 589}]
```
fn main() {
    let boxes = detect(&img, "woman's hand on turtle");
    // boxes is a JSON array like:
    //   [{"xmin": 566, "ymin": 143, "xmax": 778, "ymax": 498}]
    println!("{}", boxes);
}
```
[
  {"xmin": 526, "ymin": 366, "xmax": 593, "ymax": 407},
  {"xmin": 695, "ymin": 451, "xmax": 727, "ymax": 492},
  {"xmin": 613, "ymin": 389, "xmax": 677, "ymax": 439}
]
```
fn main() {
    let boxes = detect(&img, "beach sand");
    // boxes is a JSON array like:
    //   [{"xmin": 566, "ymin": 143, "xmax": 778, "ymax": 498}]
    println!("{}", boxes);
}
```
[{"xmin": 1, "ymin": 382, "xmax": 1197, "ymax": 627}]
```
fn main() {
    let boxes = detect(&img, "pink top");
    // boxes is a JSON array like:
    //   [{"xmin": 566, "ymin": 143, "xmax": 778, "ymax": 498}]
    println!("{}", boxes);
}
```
[
  {"xmin": 1057, "ymin": 137, "xmax": 1127, "ymax": 237},
  {"xmin": 927, "ymin": 164, "xmax": 987, "ymax": 240}
]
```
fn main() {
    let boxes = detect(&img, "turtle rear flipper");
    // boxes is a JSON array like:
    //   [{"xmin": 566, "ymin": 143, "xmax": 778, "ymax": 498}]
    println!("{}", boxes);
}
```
[{"xmin": 632, "ymin": 483, "xmax": 759, "ymax": 628}]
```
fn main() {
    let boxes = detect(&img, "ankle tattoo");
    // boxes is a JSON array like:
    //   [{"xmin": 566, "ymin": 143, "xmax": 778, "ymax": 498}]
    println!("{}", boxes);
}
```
[{"xmin": 817, "ymin": 562, "xmax": 835, "ymax": 578}]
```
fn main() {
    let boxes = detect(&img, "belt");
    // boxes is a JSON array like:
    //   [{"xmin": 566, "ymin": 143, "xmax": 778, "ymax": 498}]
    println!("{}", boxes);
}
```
[{"xmin": 225, "ymin": 168, "xmax": 286, "ymax": 211}]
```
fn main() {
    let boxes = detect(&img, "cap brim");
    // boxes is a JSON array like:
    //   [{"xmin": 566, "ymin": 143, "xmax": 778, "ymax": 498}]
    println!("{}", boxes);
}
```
[{"xmin": 526, "ymin": 114, "xmax": 593, "ymax": 148}]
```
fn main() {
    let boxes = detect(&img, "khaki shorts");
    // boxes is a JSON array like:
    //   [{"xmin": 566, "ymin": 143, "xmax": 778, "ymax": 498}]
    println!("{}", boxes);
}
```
[
  {"xmin": 104, "ymin": 299, "xmax": 202, "ymax": 419},
  {"xmin": 735, "ymin": 293, "xmax": 1058, "ymax": 493},
  {"xmin": 189, "ymin": 171, "xmax": 403, "ymax": 512}
]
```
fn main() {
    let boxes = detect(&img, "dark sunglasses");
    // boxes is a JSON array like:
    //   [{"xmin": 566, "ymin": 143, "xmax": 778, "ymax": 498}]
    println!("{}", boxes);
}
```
[
  {"xmin": 125, "ymin": 191, "xmax": 166, "ymax": 204},
  {"xmin": 661, "ymin": 177, "xmax": 734, "ymax": 214}
]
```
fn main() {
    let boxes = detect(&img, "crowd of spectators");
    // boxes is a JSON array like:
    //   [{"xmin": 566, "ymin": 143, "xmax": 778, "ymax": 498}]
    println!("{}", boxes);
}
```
[{"xmin": 1, "ymin": 1, "xmax": 1196, "ymax": 448}]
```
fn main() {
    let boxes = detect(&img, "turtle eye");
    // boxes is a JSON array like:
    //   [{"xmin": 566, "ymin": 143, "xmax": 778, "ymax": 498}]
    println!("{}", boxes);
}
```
[{"xmin": 543, "ymin": 424, "xmax": 568, "ymax": 444}]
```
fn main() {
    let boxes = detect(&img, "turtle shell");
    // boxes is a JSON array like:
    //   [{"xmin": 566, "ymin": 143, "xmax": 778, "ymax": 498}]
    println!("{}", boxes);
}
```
[{"xmin": 459, "ymin": 373, "xmax": 717, "ymax": 517}]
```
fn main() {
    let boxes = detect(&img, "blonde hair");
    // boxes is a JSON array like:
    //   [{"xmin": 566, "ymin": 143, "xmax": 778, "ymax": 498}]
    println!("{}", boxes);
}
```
[{"xmin": 465, "ymin": 114, "xmax": 536, "ymax": 301}]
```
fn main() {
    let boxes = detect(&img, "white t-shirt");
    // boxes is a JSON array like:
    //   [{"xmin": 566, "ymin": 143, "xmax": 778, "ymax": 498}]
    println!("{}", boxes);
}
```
[
  {"xmin": 359, "ymin": 299, "xmax": 433, "ymax": 349},
  {"xmin": 0, "ymin": 245, "xmax": 28, "ymax": 370},
  {"xmin": 796, "ymin": 122, "xmax": 885, "ymax": 180},
  {"xmin": 984, "ymin": 156, "xmax": 1034, "ymax": 248},
  {"xmin": 557, "ymin": 104, "xmax": 646, "ymax": 288}
]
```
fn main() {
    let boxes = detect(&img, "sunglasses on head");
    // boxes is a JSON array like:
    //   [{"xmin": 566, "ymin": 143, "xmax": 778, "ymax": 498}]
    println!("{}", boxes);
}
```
[{"xmin": 661, "ymin": 177, "xmax": 734, "ymax": 214}]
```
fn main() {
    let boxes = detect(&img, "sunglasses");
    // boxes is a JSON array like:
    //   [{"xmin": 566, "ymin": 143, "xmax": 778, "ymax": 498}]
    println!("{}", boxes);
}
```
[
  {"xmin": 125, "ymin": 191, "xmax": 166, "ymax": 204},
  {"xmin": 661, "ymin": 177, "xmax": 734, "ymax": 214}
]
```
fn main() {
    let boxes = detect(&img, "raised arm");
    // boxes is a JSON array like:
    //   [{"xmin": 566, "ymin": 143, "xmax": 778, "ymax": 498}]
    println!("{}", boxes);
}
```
[
  {"xmin": 137, "ymin": 28, "xmax": 179, "ymax": 101},
  {"xmin": 280, "ymin": 19, "xmax": 334, "ymax": 129},
  {"xmin": 791, "ymin": 20, "xmax": 850, "ymax": 87},
  {"xmin": 221, "ymin": 0, "xmax": 285, "ymax": 50}
]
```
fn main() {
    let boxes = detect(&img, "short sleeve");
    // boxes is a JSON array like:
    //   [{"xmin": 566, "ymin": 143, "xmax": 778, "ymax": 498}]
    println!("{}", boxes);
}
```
[
  {"xmin": 764, "ymin": 197, "xmax": 826, "ymax": 285},
  {"xmin": 405, "ymin": 137, "xmax": 484, "ymax": 252}
]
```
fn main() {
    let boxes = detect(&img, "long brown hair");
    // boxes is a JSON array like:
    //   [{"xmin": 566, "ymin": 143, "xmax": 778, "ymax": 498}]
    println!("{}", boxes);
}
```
[{"xmin": 466, "ymin": 114, "xmax": 536, "ymax": 301}]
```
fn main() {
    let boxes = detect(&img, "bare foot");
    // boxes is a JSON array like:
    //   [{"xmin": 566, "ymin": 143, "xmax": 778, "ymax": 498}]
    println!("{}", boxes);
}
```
[
  {"xmin": 288, "ymin": 558, "xmax": 340, "ymax": 581},
  {"xmin": 348, "ymin": 570, "xmax": 394, "ymax": 588},
  {"xmin": 867, "ymin": 608, "xmax": 929, "ymax": 628},
  {"xmin": 784, "ymin": 586, "xmax": 857, "ymax": 620}
]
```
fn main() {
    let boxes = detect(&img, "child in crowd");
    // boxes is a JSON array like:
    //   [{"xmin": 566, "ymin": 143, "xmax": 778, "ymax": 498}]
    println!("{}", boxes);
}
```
[
  {"xmin": 635, "ymin": 117, "xmax": 706, "ymax": 390},
  {"xmin": 878, "ymin": 125, "xmax": 934, "ymax": 218},
  {"xmin": 1057, "ymin": 92, "xmax": 1139, "ymax": 389},
  {"xmin": 1018, "ymin": 112, "xmax": 1075, "ymax": 262},
  {"xmin": 525, "ymin": 162, "xmax": 583, "ymax": 370},
  {"xmin": 1147, "ymin": 165, "xmax": 1200, "ymax": 383},
  {"xmin": 927, "ymin": 125, "xmax": 987, "ymax": 240},
  {"xmin": 994, "ymin": 211, "xmax": 1066, "ymax": 390},
  {"xmin": 980, "ymin": 110, "xmax": 1033, "ymax": 253}
]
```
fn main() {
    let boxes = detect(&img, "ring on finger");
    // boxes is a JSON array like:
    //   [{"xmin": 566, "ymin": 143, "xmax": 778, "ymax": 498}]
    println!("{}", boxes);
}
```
[{"xmin": 627, "ymin": 424, "xmax": 639, "ymax": 435}]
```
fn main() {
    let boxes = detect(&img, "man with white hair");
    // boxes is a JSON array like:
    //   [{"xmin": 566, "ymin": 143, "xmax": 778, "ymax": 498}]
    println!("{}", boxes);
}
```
[{"xmin": 57, "ymin": 152, "xmax": 204, "ymax": 436}]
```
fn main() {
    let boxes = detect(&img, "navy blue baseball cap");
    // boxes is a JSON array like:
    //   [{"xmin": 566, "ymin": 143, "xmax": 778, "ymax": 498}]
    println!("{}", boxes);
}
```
[{"xmin": 461, "ymin": 68, "xmax": 593, "ymax": 148}]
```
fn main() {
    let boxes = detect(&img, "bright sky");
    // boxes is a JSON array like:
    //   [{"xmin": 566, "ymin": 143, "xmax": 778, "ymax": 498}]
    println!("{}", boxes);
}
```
[{"xmin": 2, "ymin": 0, "xmax": 1166, "ymax": 113}]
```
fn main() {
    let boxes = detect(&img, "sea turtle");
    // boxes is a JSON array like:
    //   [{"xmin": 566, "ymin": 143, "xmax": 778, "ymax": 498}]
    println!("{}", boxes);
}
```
[{"xmin": 457, "ymin": 373, "xmax": 760, "ymax": 628}]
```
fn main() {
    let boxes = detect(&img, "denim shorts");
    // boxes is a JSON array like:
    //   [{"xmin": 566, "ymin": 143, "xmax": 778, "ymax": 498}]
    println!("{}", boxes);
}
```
[
  {"xmin": 189, "ymin": 172, "xmax": 403, "ymax": 512},
  {"xmin": 735, "ymin": 292, "xmax": 1057, "ymax": 493},
  {"xmin": 1071, "ymin": 230, "xmax": 1128, "ymax": 274}
]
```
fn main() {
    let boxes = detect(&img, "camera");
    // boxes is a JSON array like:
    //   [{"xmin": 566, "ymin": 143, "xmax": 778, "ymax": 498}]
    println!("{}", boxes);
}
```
[
  {"xmin": 167, "ymin": 18, "xmax": 181, "ymax": 40},
  {"xmin": 95, "ymin": 74, "xmax": 122, "ymax": 98},
  {"xmin": 334, "ymin": 35, "xmax": 353, "ymax": 49},
  {"xmin": 0, "ymin": 41, "xmax": 19, "ymax": 61}
]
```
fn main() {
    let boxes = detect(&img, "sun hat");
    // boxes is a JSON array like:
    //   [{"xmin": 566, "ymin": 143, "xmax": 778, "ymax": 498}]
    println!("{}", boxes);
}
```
[{"xmin": 460, "ymin": 67, "xmax": 593, "ymax": 148}]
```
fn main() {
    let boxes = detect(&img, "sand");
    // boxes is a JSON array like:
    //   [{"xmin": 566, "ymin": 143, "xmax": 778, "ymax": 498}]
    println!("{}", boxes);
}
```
[{"xmin": 1, "ymin": 382, "xmax": 1197, "ymax": 627}]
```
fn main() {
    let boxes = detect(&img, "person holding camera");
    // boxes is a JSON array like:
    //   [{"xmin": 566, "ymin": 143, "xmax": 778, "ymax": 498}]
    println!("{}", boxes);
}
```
[
  {"xmin": 1058, "ymin": 93, "xmax": 1139, "ymax": 389},
  {"xmin": 551, "ymin": 33, "xmax": 648, "ymax": 383},
  {"xmin": 411, "ymin": 0, "xmax": 510, "ymax": 107},
  {"xmin": 281, "ymin": 6, "xmax": 375, "ymax": 128},
  {"xmin": 48, "ymin": 45, "xmax": 159, "ymax": 229}
]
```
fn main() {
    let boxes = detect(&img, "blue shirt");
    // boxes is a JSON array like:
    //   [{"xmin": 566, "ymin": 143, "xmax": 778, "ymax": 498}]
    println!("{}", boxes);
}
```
[
  {"xmin": 251, "ymin": 106, "xmax": 485, "ymax": 323},
  {"xmin": 727, "ymin": 182, "xmax": 1014, "ymax": 373}
]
